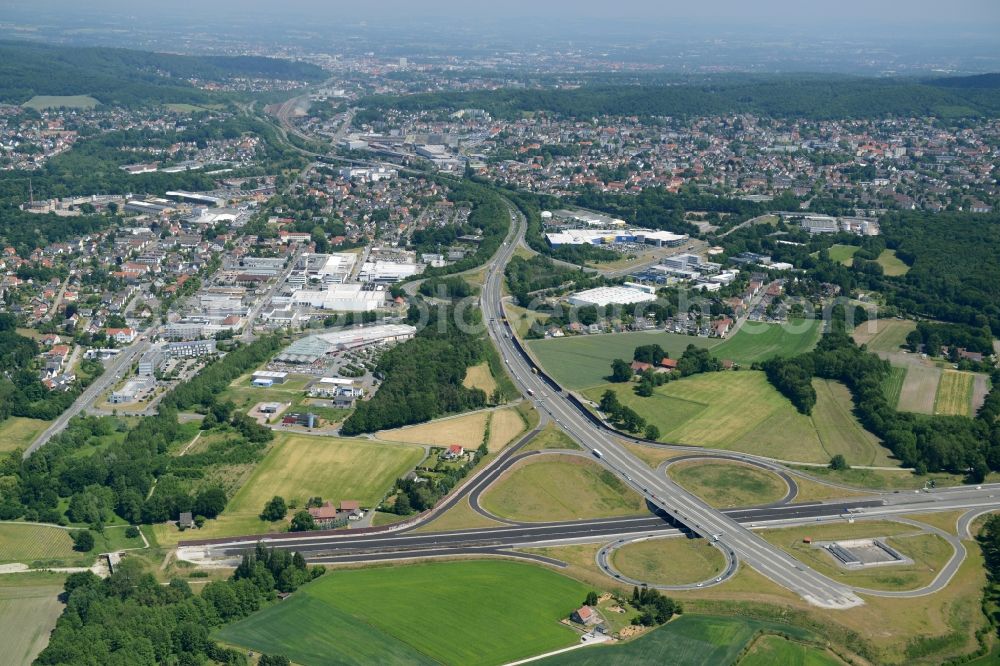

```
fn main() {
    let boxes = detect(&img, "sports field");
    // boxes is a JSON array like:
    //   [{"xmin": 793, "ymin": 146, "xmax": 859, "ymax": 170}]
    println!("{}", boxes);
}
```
[
  {"xmin": 827, "ymin": 244, "xmax": 861, "ymax": 265},
  {"xmin": 851, "ymin": 319, "xmax": 915, "ymax": 352},
  {"xmin": 0, "ymin": 417, "xmax": 49, "ymax": 453},
  {"xmin": 216, "ymin": 560, "xmax": 588, "ymax": 666},
  {"xmin": 935, "ymin": 370, "xmax": 975, "ymax": 417},
  {"xmin": 739, "ymin": 634, "xmax": 845, "ymax": 666},
  {"xmin": 156, "ymin": 434, "xmax": 423, "ymax": 545},
  {"xmin": 0, "ymin": 573, "xmax": 67, "ymax": 666},
  {"xmin": 876, "ymin": 249, "xmax": 910, "ymax": 276},
  {"xmin": 669, "ymin": 461, "xmax": 788, "ymax": 508},
  {"xmin": 538, "ymin": 615, "xmax": 815, "ymax": 666},
  {"xmin": 882, "ymin": 365, "xmax": 907, "ymax": 408},
  {"xmin": 481, "ymin": 454, "xmax": 646, "ymax": 521},
  {"xmin": 23, "ymin": 95, "xmax": 99, "ymax": 109},
  {"xmin": 528, "ymin": 331, "xmax": 718, "ymax": 390},
  {"xmin": 612, "ymin": 537, "xmax": 726, "ymax": 586}
]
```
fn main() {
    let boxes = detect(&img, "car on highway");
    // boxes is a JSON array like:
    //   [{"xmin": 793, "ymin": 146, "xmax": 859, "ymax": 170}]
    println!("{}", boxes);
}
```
[{"xmin": 592, "ymin": 449, "xmax": 602, "ymax": 458}]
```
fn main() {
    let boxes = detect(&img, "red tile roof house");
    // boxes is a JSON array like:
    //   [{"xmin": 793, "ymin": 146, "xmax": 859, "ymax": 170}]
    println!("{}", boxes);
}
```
[
  {"xmin": 442, "ymin": 444, "xmax": 465, "ymax": 460},
  {"xmin": 631, "ymin": 360, "xmax": 653, "ymax": 374},
  {"xmin": 307, "ymin": 502, "xmax": 338, "ymax": 521},
  {"xmin": 571, "ymin": 605, "xmax": 599, "ymax": 625},
  {"xmin": 659, "ymin": 357, "xmax": 678, "ymax": 371},
  {"xmin": 339, "ymin": 500, "xmax": 364, "ymax": 521}
]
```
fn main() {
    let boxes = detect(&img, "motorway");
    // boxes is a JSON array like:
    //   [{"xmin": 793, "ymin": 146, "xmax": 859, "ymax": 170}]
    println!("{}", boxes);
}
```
[
  {"xmin": 178, "ymin": 201, "xmax": 1000, "ymax": 607},
  {"xmin": 478, "ymin": 206, "xmax": 864, "ymax": 608}
]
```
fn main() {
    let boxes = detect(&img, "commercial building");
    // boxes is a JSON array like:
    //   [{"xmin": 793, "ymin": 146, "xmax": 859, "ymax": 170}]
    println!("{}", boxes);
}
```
[
  {"xmin": 164, "ymin": 340, "xmax": 217, "ymax": 358},
  {"xmin": 290, "ymin": 283, "xmax": 386, "ymax": 312},
  {"xmin": 137, "ymin": 350, "xmax": 162, "ymax": 377},
  {"xmin": 545, "ymin": 228, "xmax": 688, "ymax": 248},
  {"xmin": 165, "ymin": 191, "xmax": 226, "ymax": 207},
  {"xmin": 277, "ymin": 324, "xmax": 417, "ymax": 364},
  {"xmin": 567, "ymin": 285, "xmax": 659, "ymax": 308},
  {"xmin": 359, "ymin": 260, "xmax": 421, "ymax": 284},
  {"xmin": 252, "ymin": 370, "xmax": 288, "ymax": 385},
  {"xmin": 110, "ymin": 377, "xmax": 152, "ymax": 404}
]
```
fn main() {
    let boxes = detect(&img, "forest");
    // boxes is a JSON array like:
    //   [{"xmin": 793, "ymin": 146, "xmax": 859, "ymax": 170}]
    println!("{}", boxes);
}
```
[
  {"xmin": 761, "ymin": 310, "xmax": 1000, "ymax": 478},
  {"xmin": 339, "ymin": 303, "xmax": 489, "ymax": 434},
  {"xmin": 359, "ymin": 75, "xmax": 1000, "ymax": 121},
  {"xmin": 37, "ymin": 544, "xmax": 321, "ymax": 665},
  {"xmin": 0, "ymin": 40, "xmax": 325, "ymax": 106}
]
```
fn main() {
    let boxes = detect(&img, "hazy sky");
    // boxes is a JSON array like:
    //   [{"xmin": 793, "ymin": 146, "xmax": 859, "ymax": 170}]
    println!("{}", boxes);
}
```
[{"xmin": 7, "ymin": 0, "xmax": 1000, "ymax": 30}]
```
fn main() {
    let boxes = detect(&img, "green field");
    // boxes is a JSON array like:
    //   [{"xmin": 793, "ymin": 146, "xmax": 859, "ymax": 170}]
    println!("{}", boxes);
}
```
[
  {"xmin": 154, "ymin": 433, "xmax": 423, "ymax": 545},
  {"xmin": 23, "ymin": 95, "xmax": 99, "ymax": 109},
  {"xmin": 0, "ymin": 523, "xmax": 141, "ymax": 566},
  {"xmin": 528, "ymin": 331, "xmax": 717, "ymax": 390},
  {"xmin": 876, "ymin": 249, "xmax": 910, "ymax": 276},
  {"xmin": 0, "ymin": 572, "xmax": 67, "ymax": 666},
  {"xmin": 713, "ymin": 320, "xmax": 823, "ymax": 366},
  {"xmin": 882, "ymin": 365, "xmax": 907, "ymax": 408},
  {"xmin": 935, "ymin": 370, "xmax": 975, "ymax": 417},
  {"xmin": 586, "ymin": 372, "xmax": 828, "ymax": 462},
  {"xmin": 216, "ymin": 560, "xmax": 589, "ymax": 666},
  {"xmin": 529, "ymin": 323, "xmax": 821, "ymax": 390},
  {"xmin": 586, "ymin": 371, "xmax": 888, "ymax": 465},
  {"xmin": 538, "ymin": 615, "xmax": 814, "ymax": 666},
  {"xmin": 739, "ymin": 634, "xmax": 844, "ymax": 666},
  {"xmin": 811, "ymin": 380, "xmax": 895, "ymax": 466},
  {"xmin": 827, "ymin": 244, "xmax": 861, "ymax": 265},
  {"xmin": 852, "ymin": 318, "xmax": 916, "ymax": 353},
  {"xmin": 669, "ymin": 461, "xmax": 788, "ymax": 508},
  {"xmin": 612, "ymin": 537, "xmax": 726, "ymax": 586},
  {"xmin": 0, "ymin": 417, "xmax": 49, "ymax": 453},
  {"xmin": 481, "ymin": 454, "xmax": 645, "ymax": 521},
  {"xmin": 760, "ymin": 521, "xmax": 954, "ymax": 591}
]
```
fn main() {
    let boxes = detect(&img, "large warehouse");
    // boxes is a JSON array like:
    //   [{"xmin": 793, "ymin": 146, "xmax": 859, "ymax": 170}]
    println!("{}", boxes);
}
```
[
  {"xmin": 277, "ymin": 324, "xmax": 417, "ymax": 363},
  {"xmin": 545, "ymin": 228, "xmax": 689, "ymax": 247},
  {"xmin": 567, "ymin": 284, "xmax": 658, "ymax": 307},
  {"xmin": 290, "ymin": 283, "xmax": 387, "ymax": 311}
]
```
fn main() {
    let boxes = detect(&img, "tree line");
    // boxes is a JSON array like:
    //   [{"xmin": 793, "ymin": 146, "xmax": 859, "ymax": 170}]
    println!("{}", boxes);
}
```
[{"xmin": 37, "ymin": 543, "xmax": 320, "ymax": 665}]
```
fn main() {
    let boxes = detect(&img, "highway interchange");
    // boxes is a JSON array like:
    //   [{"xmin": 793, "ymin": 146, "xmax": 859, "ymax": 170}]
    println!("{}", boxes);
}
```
[{"xmin": 179, "ymin": 202, "xmax": 1000, "ymax": 608}]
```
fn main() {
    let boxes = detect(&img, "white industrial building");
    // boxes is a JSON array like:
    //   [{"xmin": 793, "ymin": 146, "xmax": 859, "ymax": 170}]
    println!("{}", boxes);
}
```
[
  {"xmin": 290, "ymin": 283, "xmax": 387, "ymax": 311},
  {"xmin": 277, "ymin": 324, "xmax": 417, "ymax": 364},
  {"xmin": 287, "ymin": 253, "xmax": 357, "ymax": 287},
  {"xmin": 567, "ymin": 284, "xmax": 659, "ymax": 307},
  {"xmin": 359, "ymin": 260, "xmax": 421, "ymax": 283},
  {"xmin": 546, "ymin": 228, "xmax": 689, "ymax": 248}
]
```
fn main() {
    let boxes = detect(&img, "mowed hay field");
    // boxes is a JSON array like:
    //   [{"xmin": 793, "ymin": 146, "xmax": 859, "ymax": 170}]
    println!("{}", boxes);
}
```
[
  {"xmin": 811, "ymin": 379, "xmax": 895, "ymax": 466},
  {"xmin": 377, "ymin": 410, "xmax": 489, "ymax": 448},
  {"xmin": 155, "ymin": 434, "xmax": 423, "ymax": 545},
  {"xmin": 896, "ymin": 362, "xmax": 941, "ymax": 415},
  {"xmin": 0, "ymin": 523, "xmax": 75, "ymax": 564},
  {"xmin": 827, "ymin": 244, "xmax": 861, "ymax": 265},
  {"xmin": 668, "ymin": 460, "xmax": 788, "ymax": 508},
  {"xmin": 0, "ymin": 574, "xmax": 67, "ymax": 666},
  {"xmin": 462, "ymin": 361, "xmax": 498, "ymax": 394},
  {"xmin": 852, "ymin": 318, "xmax": 915, "ymax": 352},
  {"xmin": 876, "ymin": 249, "xmax": 910, "ymax": 276},
  {"xmin": 882, "ymin": 365, "xmax": 908, "ymax": 408},
  {"xmin": 0, "ymin": 416, "xmax": 49, "ymax": 453},
  {"xmin": 481, "ymin": 454, "xmax": 646, "ymax": 521},
  {"xmin": 935, "ymin": 370, "xmax": 975, "ymax": 417},
  {"xmin": 488, "ymin": 408, "xmax": 528, "ymax": 451},
  {"xmin": 713, "ymin": 320, "xmax": 823, "ymax": 365},
  {"xmin": 612, "ymin": 537, "xmax": 727, "ymax": 586},
  {"xmin": 216, "ymin": 560, "xmax": 589, "ymax": 666},
  {"xmin": 586, "ymin": 372, "xmax": 828, "ymax": 462}
]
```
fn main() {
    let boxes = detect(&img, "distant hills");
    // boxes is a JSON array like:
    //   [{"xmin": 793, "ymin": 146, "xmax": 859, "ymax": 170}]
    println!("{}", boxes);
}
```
[
  {"xmin": 0, "ymin": 40, "xmax": 326, "ymax": 107},
  {"xmin": 360, "ymin": 74, "xmax": 1000, "ymax": 121}
]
